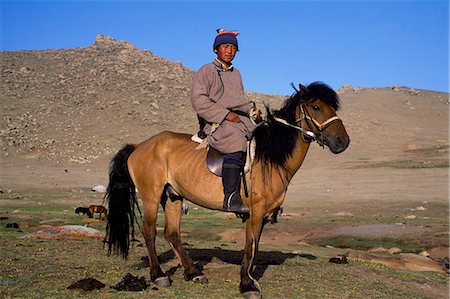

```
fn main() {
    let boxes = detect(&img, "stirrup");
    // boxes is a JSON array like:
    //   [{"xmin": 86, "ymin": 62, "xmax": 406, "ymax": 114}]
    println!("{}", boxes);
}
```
[
  {"xmin": 225, "ymin": 204, "xmax": 249, "ymax": 214},
  {"xmin": 224, "ymin": 192, "xmax": 249, "ymax": 214}
]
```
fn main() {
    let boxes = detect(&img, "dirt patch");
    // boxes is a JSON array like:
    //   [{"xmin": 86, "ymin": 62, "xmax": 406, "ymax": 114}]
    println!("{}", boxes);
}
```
[
  {"xmin": 221, "ymin": 223, "xmax": 439, "ymax": 247},
  {"xmin": 328, "ymin": 223, "xmax": 427, "ymax": 238},
  {"xmin": 346, "ymin": 251, "xmax": 446, "ymax": 273}
]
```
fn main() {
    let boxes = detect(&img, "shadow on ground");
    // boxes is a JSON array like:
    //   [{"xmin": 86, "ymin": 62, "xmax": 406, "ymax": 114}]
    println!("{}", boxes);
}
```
[{"xmin": 137, "ymin": 248, "xmax": 317, "ymax": 281}]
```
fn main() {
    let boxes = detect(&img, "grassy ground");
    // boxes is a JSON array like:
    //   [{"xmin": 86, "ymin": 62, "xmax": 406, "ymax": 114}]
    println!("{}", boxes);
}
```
[{"xmin": 0, "ymin": 189, "xmax": 448, "ymax": 299}]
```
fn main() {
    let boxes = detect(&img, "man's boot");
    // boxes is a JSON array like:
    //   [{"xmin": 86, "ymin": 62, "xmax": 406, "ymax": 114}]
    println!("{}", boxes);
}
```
[{"xmin": 222, "ymin": 163, "xmax": 249, "ymax": 214}]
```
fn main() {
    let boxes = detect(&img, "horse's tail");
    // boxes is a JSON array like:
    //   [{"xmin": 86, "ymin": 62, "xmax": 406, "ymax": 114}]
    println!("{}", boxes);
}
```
[{"xmin": 104, "ymin": 144, "xmax": 139, "ymax": 259}]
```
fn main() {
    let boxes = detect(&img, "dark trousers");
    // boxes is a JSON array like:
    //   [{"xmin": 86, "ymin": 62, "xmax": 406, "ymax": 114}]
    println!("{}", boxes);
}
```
[{"xmin": 223, "ymin": 151, "xmax": 246, "ymax": 167}]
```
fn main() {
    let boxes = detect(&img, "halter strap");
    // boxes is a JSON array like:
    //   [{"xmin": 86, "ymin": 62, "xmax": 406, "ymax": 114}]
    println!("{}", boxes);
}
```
[
  {"xmin": 272, "ymin": 102, "xmax": 341, "ymax": 146},
  {"xmin": 297, "ymin": 105, "xmax": 341, "ymax": 131}
]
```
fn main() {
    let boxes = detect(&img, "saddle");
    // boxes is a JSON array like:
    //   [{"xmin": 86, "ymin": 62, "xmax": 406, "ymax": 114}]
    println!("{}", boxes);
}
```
[
  {"xmin": 206, "ymin": 147, "xmax": 224, "ymax": 176},
  {"xmin": 191, "ymin": 134, "xmax": 255, "ymax": 177}
]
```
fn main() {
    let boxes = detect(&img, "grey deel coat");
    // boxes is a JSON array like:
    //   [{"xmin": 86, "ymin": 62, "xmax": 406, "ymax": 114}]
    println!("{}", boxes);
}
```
[{"xmin": 191, "ymin": 60, "xmax": 256, "ymax": 154}]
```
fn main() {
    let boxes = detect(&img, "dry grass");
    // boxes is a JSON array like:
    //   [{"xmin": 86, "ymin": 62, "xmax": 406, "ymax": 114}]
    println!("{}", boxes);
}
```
[{"xmin": 0, "ymin": 189, "xmax": 448, "ymax": 298}]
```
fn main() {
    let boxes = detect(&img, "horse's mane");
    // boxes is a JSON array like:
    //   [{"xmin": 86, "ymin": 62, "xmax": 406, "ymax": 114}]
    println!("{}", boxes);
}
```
[{"xmin": 252, "ymin": 82, "xmax": 340, "ymax": 173}]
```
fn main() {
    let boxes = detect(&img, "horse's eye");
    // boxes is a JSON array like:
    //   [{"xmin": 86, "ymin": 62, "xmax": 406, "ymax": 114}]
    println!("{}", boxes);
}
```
[{"xmin": 312, "ymin": 105, "xmax": 320, "ymax": 111}]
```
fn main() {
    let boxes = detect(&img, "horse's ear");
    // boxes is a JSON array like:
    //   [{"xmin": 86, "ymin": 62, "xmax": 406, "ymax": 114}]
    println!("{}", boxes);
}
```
[{"xmin": 299, "ymin": 84, "xmax": 308, "ymax": 92}]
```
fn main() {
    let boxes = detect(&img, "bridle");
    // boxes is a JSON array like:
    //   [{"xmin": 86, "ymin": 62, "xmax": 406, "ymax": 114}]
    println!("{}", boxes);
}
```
[{"xmin": 273, "ymin": 100, "xmax": 341, "ymax": 147}]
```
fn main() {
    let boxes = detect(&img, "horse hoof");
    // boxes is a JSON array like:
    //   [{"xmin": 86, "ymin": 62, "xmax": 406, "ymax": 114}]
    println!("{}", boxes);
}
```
[
  {"xmin": 243, "ymin": 291, "xmax": 261, "ymax": 299},
  {"xmin": 193, "ymin": 275, "xmax": 208, "ymax": 284},
  {"xmin": 154, "ymin": 276, "xmax": 171, "ymax": 287}
]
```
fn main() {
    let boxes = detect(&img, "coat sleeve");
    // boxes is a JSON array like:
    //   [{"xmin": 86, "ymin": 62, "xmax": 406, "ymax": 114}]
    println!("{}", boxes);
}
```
[{"xmin": 191, "ymin": 66, "xmax": 229, "ymax": 124}]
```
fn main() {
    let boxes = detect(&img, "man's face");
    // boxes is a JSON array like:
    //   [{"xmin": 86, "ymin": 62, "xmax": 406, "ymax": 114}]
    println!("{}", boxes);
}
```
[{"xmin": 215, "ymin": 43, "xmax": 237, "ymax": 64}]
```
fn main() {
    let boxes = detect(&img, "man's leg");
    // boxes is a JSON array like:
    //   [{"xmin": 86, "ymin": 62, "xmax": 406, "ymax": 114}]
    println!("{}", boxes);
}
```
[{"xmin": 222, "ymin": 151, "xmax": 249, "ymax": 214}]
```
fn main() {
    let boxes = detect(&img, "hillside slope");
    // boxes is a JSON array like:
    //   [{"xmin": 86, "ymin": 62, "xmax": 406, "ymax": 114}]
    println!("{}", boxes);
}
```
[
  {"xmin": 0, "ymin": 35, "xmax": 448, "ymax": 192},
  {"xmin": 0, "ymin": 34, "xmax": 281, "ymax": 164}
]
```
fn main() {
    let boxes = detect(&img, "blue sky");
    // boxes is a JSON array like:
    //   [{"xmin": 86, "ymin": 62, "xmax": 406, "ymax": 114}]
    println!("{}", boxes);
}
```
[{"xmin": 1, "ymin": 0, "xmax": 449, "ymax": 95}]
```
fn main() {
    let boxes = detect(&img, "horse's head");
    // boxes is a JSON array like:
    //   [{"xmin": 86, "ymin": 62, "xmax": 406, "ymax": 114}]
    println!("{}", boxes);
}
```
[
  {"xmin": 254, "ymin": 82, "xmax": 350, "ymax": 171},
  {"xmin": 296, "ymin": 82, "xmax": 350, "ymax": 154}
]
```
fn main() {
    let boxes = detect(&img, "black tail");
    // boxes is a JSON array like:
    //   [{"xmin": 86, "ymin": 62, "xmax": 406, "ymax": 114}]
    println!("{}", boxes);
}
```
[{"xmin": 104, "ymin": 144, "xmax": 139, "ymax": 259}]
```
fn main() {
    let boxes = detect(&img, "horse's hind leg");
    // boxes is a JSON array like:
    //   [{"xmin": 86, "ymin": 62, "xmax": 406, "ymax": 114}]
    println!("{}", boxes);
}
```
[
  {"xmin": 163, "ymin": 197, "xmax": 208, "ymax": 284},
  {"xmin": 140, "ymin": 193, "xmax": 171, "ymax": 287}
]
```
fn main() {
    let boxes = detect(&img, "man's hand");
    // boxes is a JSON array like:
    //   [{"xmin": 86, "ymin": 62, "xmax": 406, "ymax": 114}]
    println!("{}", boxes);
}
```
[
  {"xmin": 226, "ymin": 111, "xmax": 241, "ymax": 123},
  {"xmin": 250, "ymin": 107, "xmax": 263, "ymax": 124}
]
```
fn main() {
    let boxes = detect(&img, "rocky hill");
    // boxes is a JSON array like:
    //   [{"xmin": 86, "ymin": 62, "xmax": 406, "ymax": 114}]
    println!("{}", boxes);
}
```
[
  {"xmin": 0, "ymin": 34, "xmax": 448, "ymax": 174},
  {"xmin": 0, "ymin": 34, "xmax": 282, "ymax": 165}
]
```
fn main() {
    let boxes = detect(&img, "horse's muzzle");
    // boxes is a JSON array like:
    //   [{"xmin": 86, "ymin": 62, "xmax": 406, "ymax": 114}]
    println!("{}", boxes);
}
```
[{"xmin": 328, "ymin": 134, "xmax": 350, "ymax": 154}]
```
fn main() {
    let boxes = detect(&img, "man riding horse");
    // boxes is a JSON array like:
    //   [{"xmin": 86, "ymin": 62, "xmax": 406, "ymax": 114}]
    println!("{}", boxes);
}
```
[
  {"xmin": 104, "ymin": 27, "xmax": 350, "ymax": 298},
  {"xmin": 191, "ymin": 29, "xmax": 256, "ymax": 214}
]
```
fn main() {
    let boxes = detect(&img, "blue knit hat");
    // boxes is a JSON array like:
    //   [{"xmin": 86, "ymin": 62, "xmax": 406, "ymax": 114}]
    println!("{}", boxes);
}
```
[{"xmin": 213, "ymin": 29, "xmax": 239, "ymax": 50}]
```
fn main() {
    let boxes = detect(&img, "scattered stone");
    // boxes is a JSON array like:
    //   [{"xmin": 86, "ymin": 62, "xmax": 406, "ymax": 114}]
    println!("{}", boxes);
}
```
[
  {"xmin": 332, "ymin": 211, "xmax": 353, "ymax": 217},
  {"xmin": 112, "ymin": 273, "xmax": 148, "ymax": 291},
  {"xmin": 404, "ymin": 215, "xmax": 416, "ymax": 219},
  {"xmin": 67, "ymin": 277, "xmax": 105, "ymax": 291},
  {"xmin": 210, "ymin": 256, "xmax": 226, "ymax": 264},
  {"xmin": 91, "ymin": 184, "xmax": 107, "ymax": 193},
  {"xmin": 368, "ymin": 246, "xmax": 388, "ymax": 253},
  {"xmin": 387, "ymin": 247, "xmax": 402, "ymax": 255},
  {"xmin": 339, "ymin": 84, "xmax": 354, "ymax": 92},
  {"xmin": 419, "ymin": 250, "xmax": 430, "ymax": 257},
  {"xmin": 410, "ymin": 206, "xmax": 426, "ymax": 211},
  {"xmin": 391, "ymin": 84, "xmax": 420, "ymax": 95}
]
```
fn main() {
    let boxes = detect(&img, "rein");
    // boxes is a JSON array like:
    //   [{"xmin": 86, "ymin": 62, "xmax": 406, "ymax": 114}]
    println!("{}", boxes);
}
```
[{"xmin": 273, "ymin": 116, "xmax": 316, "ymax": 138}]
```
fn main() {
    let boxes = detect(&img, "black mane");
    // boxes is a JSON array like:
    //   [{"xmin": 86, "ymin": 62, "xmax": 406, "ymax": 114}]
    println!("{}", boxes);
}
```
[{"xmin": 252, "ymin": 82, "xmax": 340, "ymax": 173}]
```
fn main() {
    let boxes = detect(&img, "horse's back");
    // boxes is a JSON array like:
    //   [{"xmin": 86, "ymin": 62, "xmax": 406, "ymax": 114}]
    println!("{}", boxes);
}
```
[{"xmin": 127, "ymin": 131, "xmax": 206, "ymax": 188}]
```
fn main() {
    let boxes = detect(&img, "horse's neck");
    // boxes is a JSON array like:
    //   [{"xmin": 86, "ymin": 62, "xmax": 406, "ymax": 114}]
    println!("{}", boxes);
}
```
[
  {"xmin": 283, "ymin": 105, "xmax": 312, "ymax": 180},
  {"xmin": 284, "ymin": 138, "xmax": 310, "ymax": 181}
]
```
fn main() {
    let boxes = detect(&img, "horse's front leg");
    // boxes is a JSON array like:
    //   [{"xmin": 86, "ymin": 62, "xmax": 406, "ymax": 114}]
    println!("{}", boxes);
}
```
[
  {"xmin": 240, "ymin": 209, "xmax": 265, "ymax": 298},
  {"xmin": 163, "ymin": 198, "xmax": 208, "ymax": 283}
]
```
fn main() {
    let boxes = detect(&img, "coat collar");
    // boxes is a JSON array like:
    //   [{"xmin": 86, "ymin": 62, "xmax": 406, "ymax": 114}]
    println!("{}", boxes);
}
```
[{"xmin": 213, "ymin": 59, "xmax": 234, "ymax": 71}]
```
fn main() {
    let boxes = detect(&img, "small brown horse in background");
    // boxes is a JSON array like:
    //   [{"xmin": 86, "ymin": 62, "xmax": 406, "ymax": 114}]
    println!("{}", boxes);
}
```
[
  {"xmin": 105, "ymin": 82, "xmax": 349, "ymax": 298},
  {"xmin": 89, "ymin": 205, "xmax": 107, "ymax": 220}
]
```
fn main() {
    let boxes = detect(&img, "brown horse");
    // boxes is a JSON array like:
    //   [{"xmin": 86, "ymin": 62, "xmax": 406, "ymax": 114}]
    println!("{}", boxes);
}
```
[
  {"xmin": 105, "ymin": 82, "xmax": 349, "ymax": 298},
  {"xmin": 88, "ymin": 205, "xmax": 107, "ymax": 220}
]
